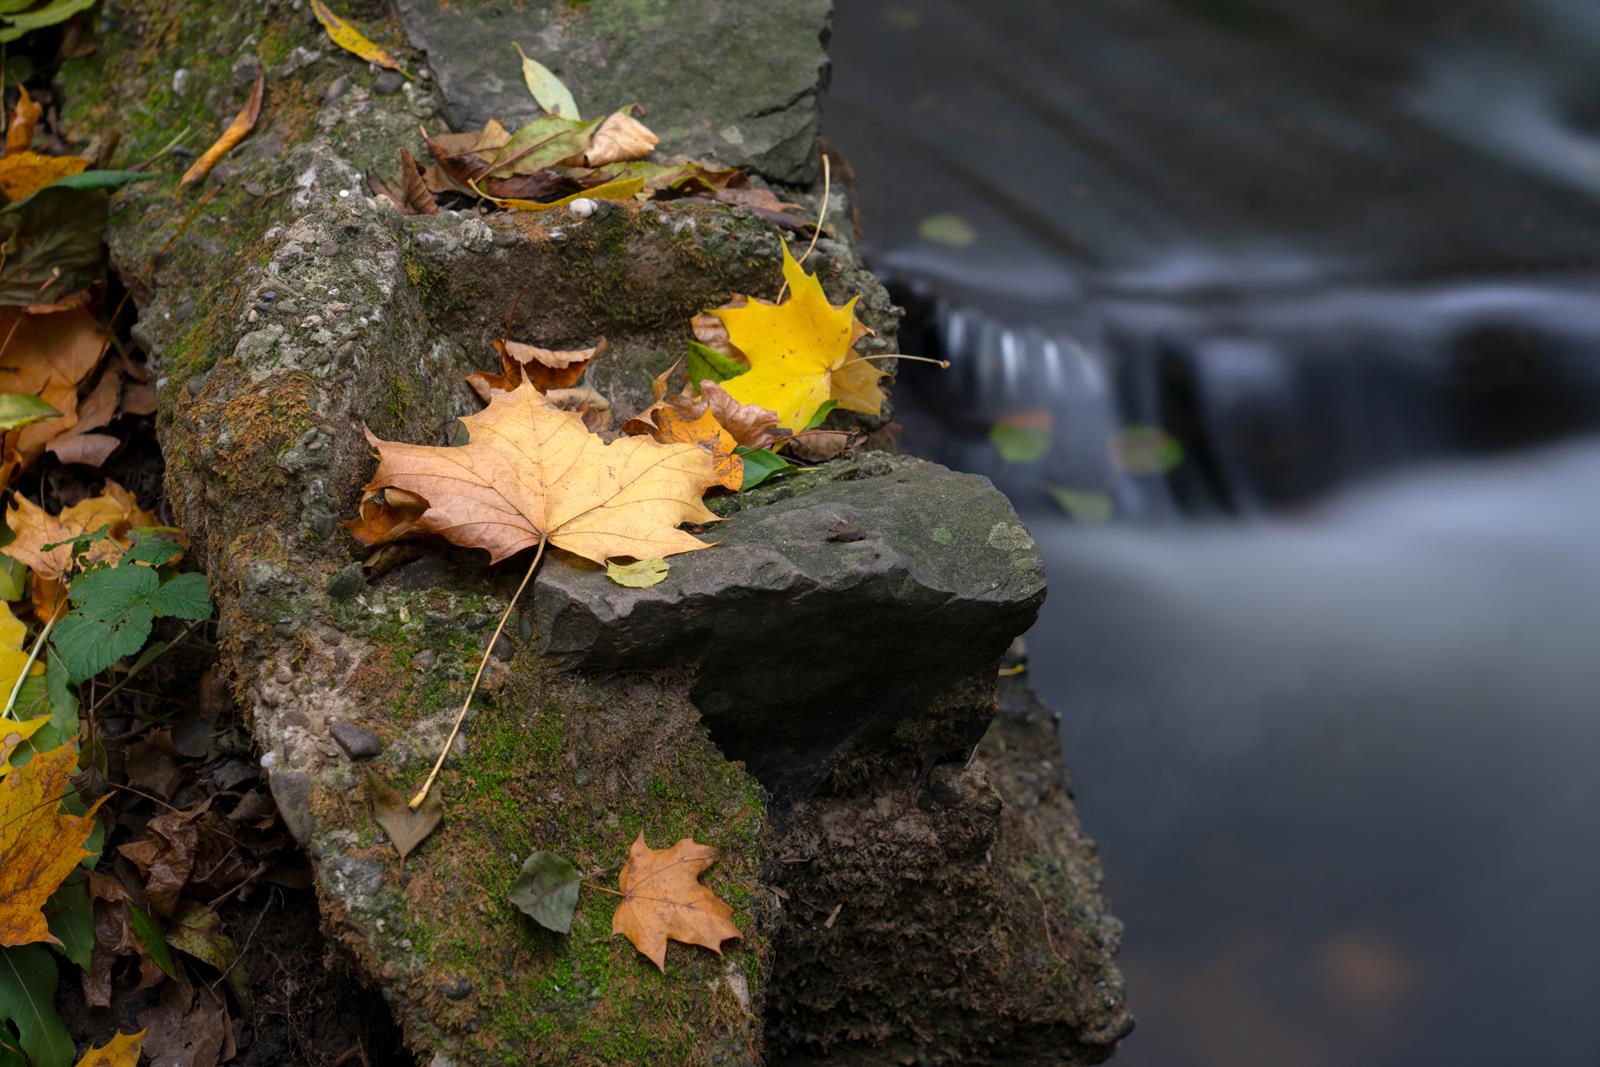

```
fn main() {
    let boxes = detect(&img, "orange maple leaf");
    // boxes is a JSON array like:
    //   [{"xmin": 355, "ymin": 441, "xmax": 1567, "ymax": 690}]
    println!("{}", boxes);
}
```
[
  {"xmin": 0, "ymin": 742, "xmax": 105, "ymax": 948},
  {"xmin": 350, "ymin": 380, "xmax": 719, "ymax": 566},
  {"xmin": 611, "ymin": 833, "xmax": 741, "ymax": 971}
]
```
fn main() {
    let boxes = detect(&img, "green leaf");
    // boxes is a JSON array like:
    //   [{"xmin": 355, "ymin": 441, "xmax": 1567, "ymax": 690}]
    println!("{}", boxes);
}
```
[
  {"xmin": 989, "ymin": 421, "xmax": 1051, "ymax": 464},
  {"xmin": 605, "ymin": 557, "xmax": 669, "ymax": 589},
  {"xmin": 1047, "ymin": 486, "xmax": 1113, "ymax": 523},
  {"xmin": 41, "ymin": 170, "xmax": 156, "ymax": 193},
  {"xmin": 1111, "ymin": 426, "xmax": 1184, "ymax": 475},
  {"xmin": 686, "ymin": 340, "xmax": 747, "ymax": 388},
  {"xmin": 0, "ymin": 0, "xmax": 99, "ymax": 43},
  {"xmin": 121, "ymin": 539, "xmax": 182, "ymax": 567},
  {"xmin": 149, "ymin": 571, "xmax": 212, "ymax": 620},
  {"xmin": 0, "ymin": 185, "xmax": 107, "ymax": 306},
  {"xmin": 0, "ymin": 556, "xmax": 25, "ymax": 602},
  {"xmin": 0, "ymin": 944, "xmax": 73, "ymax": 1067},
  {"xmin": 0, "ymin": 393, "xmax": 56, "ymax": 432},
  {"xmin": 738, "ymin": 448, "xmax": 795, "ymax": 490},
  {"xmin": 53, "ymin": 601, "xmax": 154, "ymax": 683},
  {"xmin": 513, "ymin": 42, "xmax": 579, "ymax": 119},
  {"xmin": 43, "ymin": 878, "xmax": 92, "ymax": 971},
  {"xmin": 488, "ymin": 114, "xmax": 599, "ymax": 177},
  {"xmin": 509, "ymin": 851, "xmax": 581, "ymax": 934},
  {"xmin": 124, "ymin": 906, "xmax": 177, "ymax": 980},
  {"xmin": 68, "ymin": 562, "xmax": 159, "ymax": 610},
  {"xmin": 169, "ymin": 902, "xmax": 250, "ymax": 1011},
  {"xmin": 802, "ymin": 400, "xmax": 837, "ymax": 432}
]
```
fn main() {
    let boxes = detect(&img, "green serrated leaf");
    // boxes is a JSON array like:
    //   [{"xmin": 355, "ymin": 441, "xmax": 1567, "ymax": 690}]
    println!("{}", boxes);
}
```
[
  {"xmin": 0, "ymin": 944, "xmax": 73, "ymax": 1067},
  {"xmin": 43, "ymin": 878, "xmax": 92, "ymax": 971},
  {"xmin": 121, "ymin": 539, "xmax": 183, "ymax": 567},
  {"xmin": 149, "ymin": 571, "xmax": 212, "ymax": 620},
  {"xmin": 686, "ymin": 340, "xmax": 748, "ymax": 388},
  {"xmin": 67, "ymin": 562, "xmax": 159, "ymax": 611},
  {"xmin": 509, "ymin": 850, "xmax": 581, "ymax": 934},
  {"xmin": 605, "ymin": 557, "xmax": 669, "ymax": 588},
  {"xmin": 124, "ymin": 906, "xmax": 176, "ymax": 980},
  {"xmin": 54, "ymin": 597, "xmax": 153, "ymax": 684},
  {"xmin": 738, "ymin": 448, "xmax": 795, "ymax": 490},
  {"xmin": 0, "ymin": 393, "xmax": 56, "ymax": 432}
]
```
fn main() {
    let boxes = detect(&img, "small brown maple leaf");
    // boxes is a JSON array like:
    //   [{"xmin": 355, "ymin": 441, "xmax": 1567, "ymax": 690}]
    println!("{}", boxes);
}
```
[{"xmin": 611, "ymin": 833, "xmax": 741, "ymax": 971}]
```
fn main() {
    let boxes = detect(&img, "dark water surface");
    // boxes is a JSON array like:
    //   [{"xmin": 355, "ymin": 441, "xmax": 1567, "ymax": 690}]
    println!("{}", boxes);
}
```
[{"xmin": 827, "ymin": 2, "xmax": 1600, "ymax": 1064}]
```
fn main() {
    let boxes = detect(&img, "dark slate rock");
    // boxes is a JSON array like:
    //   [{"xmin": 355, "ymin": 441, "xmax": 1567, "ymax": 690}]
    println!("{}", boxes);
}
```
[
  {"xmin": 329, "ymin": 720, "xmax": 384, "ymax": 761},
  {"xmin": 395, "ymin": 0, "xmax": 832, "ymax": 184},
  {"xmin": 533, "ymin": 454, "xmax": 1046, "ymax": 797}
]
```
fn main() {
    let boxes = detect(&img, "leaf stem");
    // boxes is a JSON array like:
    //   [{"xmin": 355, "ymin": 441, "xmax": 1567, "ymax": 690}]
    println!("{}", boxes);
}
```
[
  {"xmin": 581, "ymin": 882, "xmax": 624, "ymax": 897},
  {"xmin": 856, "ymin": 353, "xmax": 950, "ymax": 368},
  {"xmin": 409, "ymin": 538, "xmax": 547, "ymax": 810},
  {"xmin": 776, "ymin": 153, "xmax": 832, "ymax": 302},
  {"xmin": 1, "ymin": 606, "xmax": 60, "ymax": 720}
]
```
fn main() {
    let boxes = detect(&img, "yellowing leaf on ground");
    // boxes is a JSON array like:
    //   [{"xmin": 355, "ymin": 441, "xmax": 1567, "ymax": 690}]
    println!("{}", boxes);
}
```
[
  {"xmin": 606, "ymin": 557, "xmax": 669, "ymax": 588},
  {"xmin": 3, "ymin": 480, "xmax": 162, "ymax": 616},
  {"xmin": 311, "ymin": 0, "xmax": 407, "ymax": 75},
  {"xmin": 0, "ymin": 716, "xmax": 49, "ymax": 777},
  {"xmin": 611, "ymin": 834, "xmax": 740, "ymax": 971},
  {"xmin": 181, "ymin": 67, "xmax": 264, "ymax": 187},
  {"xmin": 73, "ymin": 1031, "xmax": 145, "ymax": 1067},
  {"xmin": 0, "ymin": 151, "xmax": 90, "ymax": 201},
  {"xmin": 581, "ymin": 110, "xmax": 658, "ymax": 167},
  {"xmin": 5, "ymin": 87, "xmax": 40, "ymax": 155},
  {"xmin": 513, "ymin": 42, "xmax": 579, "ymax": 119},
  {"xmin": 0, "ymin": 601, "xmax": 44, "ymax": 711},
  {"xmin": 710, "ymin": 242, "xmax": 885, "ymax": 431},
  {"xmin": 0, "ymin": 741, "xmax": 105, "ymax": 947},
  {"xmin": 349, "ymin": 381, "xmax": 719, "ymax": 566},
  {"xmin": 486, "ymin": 174, "xmax": 643, "ymax": 212},
  {"xmin": 624, "ymin": 395, "xmax": 743, "ymax": 491}
]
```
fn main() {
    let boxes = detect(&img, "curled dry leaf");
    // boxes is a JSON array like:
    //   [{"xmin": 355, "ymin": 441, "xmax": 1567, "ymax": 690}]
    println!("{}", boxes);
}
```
[
  {"xmin": 710, "ymin": 242, "xmax": 886, "ymax": 430},
  {"xmin": 581, "ymin": 110, "xmax": 659, "ymax": 167},
  {"xmin": 180, "ymin": 67, "xmax": 264, "ymax": 187},
  {"xmin": 349, "ymin": 381, "xmax": 718, "ymax": 566},
  {"xmin": 0, "ymin": 742, "xmax": 107, "ymax": 948},
  {"xmin": 371, "ymin": 148, "xmax": 440, "ymax": 215},
  {"xmin": 5, "ymin": 86, "xmax": 40, "ymax": 155},
  {"xmin": 784, "ymin": 428, "xmax": 858, "ymax": 463},
  {"xmin": 700, "ymin": 380, "xmax": 783, "ymax": 449},
  {"xmin": 611, "ymin": 834, "xmax": 741, "ymax": 971},
  {"xmin": 466, "ymin": 336, "xmax": 606, "ymax": 399}
]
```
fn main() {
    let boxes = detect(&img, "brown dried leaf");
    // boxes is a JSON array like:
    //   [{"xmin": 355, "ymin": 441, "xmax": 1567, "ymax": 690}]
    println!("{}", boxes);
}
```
[
  {"xmin": 5, "ymin": 87, "xmax": 40, "ymax": 155},
  {"xmin": 611, "ymin": 834, "xmax": 741, "ymax": 971},
  {"xmin": 700, "ymin": 380, "xmax": 783, "ymax": 449},
  {"xmin": 580, "ymin": 109, "xmax": 658, "ymax": 167},
  {"xmin": 180, "ymin": 68, "xmax": 264, "ymax": 187},
  {"xmin": 349, "ymin": 381, "xmax": 717, "ymax": 565}
]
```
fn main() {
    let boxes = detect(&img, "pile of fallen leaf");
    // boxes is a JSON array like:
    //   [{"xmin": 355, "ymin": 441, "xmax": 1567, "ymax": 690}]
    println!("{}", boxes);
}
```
[{"xmin": 344, "ymin": 195, "xmax": 911, "ymax": 967}]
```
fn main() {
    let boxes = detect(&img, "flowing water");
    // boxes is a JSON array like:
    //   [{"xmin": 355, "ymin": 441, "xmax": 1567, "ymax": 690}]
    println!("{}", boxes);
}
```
[{"xmin": 827, "ymin": 2, "xmax": 1600, "ymax": 1064}]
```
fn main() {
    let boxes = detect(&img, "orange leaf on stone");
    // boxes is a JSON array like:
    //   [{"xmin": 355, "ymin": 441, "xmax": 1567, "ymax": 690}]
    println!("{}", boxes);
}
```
[
  {"xmin": 349, "ymin": 381, "xmax": 719, "ymax": 566},
  {"xmin": 0, "ymin": 742, "xmax": 107, "ymax": 948},
  {"xmin": 611, "ymin": 834, "xmax": 741, "ymax": 971},
  {"xmin": 466, "ymin": 337, "xmax": 606, "ymax": 400},
  {"xmin": 628, "ymin": 400, "xmax": 743, "ymax": 491},
  {"xmin": 180, "ymin": 67, "xmax": 265, "ymax": 187}
]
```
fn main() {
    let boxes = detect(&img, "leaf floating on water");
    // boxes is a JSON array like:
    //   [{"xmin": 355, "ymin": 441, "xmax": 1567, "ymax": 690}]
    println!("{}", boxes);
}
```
[
  {"xmin": 509, "ymin": 850, "xmax": 581, "ymax": 933},
  {"xmin": 180, "ymin": 67, "xmax": 264, "ymax": 187},
  {"xmin": 1111, "ymin": 426, "xmax": 1184, "ymax": 475},
  {"xmin": 1048, "ymin": 486, "xmax": 1113, "ymax": 523},
  {"xmin": 989, "ymin": 409, "xmax": 1052, "ymax": 464},
  {"xmin": 606, "ymin": 557, "xmax": 670, "ymax": 589},
  {"xmin": 917, "ymin": 212, "xmax": 978, "ymax": 247},
  {"xmin": 310, "ymin": 0, "xmax": 408, "ymax": 75},
  {"xmin": 611, "ymin": 834, "xmax": 741, "ymax": 971},
  {"xmin": 513, "ymin": 42, "xmax": 579, "ymax": 119}
]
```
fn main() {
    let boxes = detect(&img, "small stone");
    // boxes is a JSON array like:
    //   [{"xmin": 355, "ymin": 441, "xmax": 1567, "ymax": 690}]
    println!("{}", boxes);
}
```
[
  {"xmin": 440, "ymin": 976, "xmax": 472, "ymax": 1000},
  {"xmin": 324, "ymin": 563, "xmax": 363, "ymax": 604},
  {"xmin": 329, "ymin": 721, "xmax": 383, "ymax": 761},
  {"xmin": 414, "ymin": 649, "xmax": 437, "ymax": 670},
  {"xmin": 573, "ymin": 769, "xmax": 590, "ymax": 787},
  {"xmin": 274, "ymin": 665, "xmax": 294, "ymax": 685},
  {"xmin": 568, "ymin": 198, "xmax": 597, "ymax": 218},
  {"xmin": 491, "ymin": 634, "xmax": 515, "ymax": 661},
  {"xmin": 322, "ymin": 75, "xmax": 350, "ymax": 103},
  {"xmin": 374, "ymin": 70, "xmax": 405, "ymax": 95},
  {"xmin": 171, "ymin": 68, "xmax": 190, "ymax": 94},
  {"xmin": 826, "ymin": 521, "xmax": 866, "ymax": 543}
]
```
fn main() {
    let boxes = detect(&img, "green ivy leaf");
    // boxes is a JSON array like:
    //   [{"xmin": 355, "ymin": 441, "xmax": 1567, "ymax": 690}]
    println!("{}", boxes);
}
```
[
  {"xmin": 738, "ymin": 448, "xmax": 795, "ymax": 490},
  {"xmin": 124, "ymin": 905, "xmax": 177, "ymax": 980},
  {"xmin": 509, "ymin": 851, "xmax": 581, "ymax": 934},
  {"xmin": 0, "ymin": 944, "xmax": 73, "ymax": 1067}
]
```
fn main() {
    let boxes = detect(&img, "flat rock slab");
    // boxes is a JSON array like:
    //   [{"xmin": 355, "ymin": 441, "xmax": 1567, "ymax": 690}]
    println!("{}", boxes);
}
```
[
  {"xmin": 396, "ymin": 0, "xmax": 832, "ymax": 184},
  {"xmin": 534, "ymin": 453, "xmax": 1047, "ymax": 797}
]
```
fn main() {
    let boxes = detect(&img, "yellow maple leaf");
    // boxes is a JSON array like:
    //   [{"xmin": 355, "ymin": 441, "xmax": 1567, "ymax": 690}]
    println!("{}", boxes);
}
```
[
  {"xmin": 349, "ymin": 381, "xmax": 719, "ymax": 566},
  {"xmin": 0, "ymin": 151, "xmax": 89, "ymax": 202},
  {"xmin": 0, "ymin": 716, "xmax": 49, "ymax": 777},
  {"xmin": 0, "ymin": 742, "xmax": 104, "ymax": 948},
  {"xmin": 611, "ymin": 834, "xmax": 741, "ymax": 971},
  {"xmin": 74, "ymin": 1030, "xmax": 144, "ymax": 1067},
  {"xmin": 710, "ymin": 242, "xmax": 885, "ymax": 431}
]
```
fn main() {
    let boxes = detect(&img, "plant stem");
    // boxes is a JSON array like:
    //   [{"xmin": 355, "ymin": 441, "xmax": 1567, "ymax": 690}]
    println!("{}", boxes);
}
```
[
  {"xmin": 776, "ymin": 153, "xmax": 832, "ymax": 302},
  {"xmin": 409, "ymin": 538, "xmax": 547, "ymax": 810},
  {"xmin": 857, "ymin": 353, "xmax": 951, "ymax": 367},
  {"xmin": 1, "ymin": 607, "xmax": 59, "ymax": 719}
]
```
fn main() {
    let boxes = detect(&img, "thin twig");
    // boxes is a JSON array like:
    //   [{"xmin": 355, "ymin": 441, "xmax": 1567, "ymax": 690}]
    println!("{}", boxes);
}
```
[
  {"xmin": 776, "ymin": 154, "xmax": 832, "ymax": 302},
  {"xmin": 87, "ymin": 617, "xmax": 203, "ymax": 716},
  {"xmin": 409, "ymin": 539, "xmax": 547, "ymax": 809}
]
